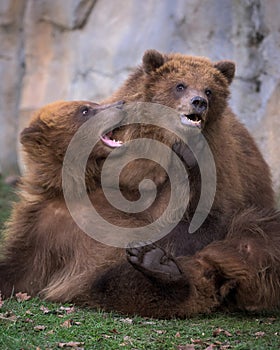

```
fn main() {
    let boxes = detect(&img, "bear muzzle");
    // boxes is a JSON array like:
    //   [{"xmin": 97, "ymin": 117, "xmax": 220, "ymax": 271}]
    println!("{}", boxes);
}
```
[{"xmin": 179, "ymin": 96, "xmax": 208, "ymax": 129}]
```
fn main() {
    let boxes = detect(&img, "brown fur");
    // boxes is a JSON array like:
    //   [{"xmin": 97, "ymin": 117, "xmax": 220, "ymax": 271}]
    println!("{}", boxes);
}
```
[
  {"xmin": 0, "ymin": 50, "xmax": 279, "ymax": 318},
  {"xmin": 91, "ymin": 208, "xmax": 280, "ymax": 318},
  {"xmin": 93, "ymin": 50, "xmax": 279, "ymax": 317}
]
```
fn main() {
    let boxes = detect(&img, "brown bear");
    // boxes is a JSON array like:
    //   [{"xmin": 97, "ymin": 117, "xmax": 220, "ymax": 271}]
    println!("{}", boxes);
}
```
[
  {"xmin": 0, "ymin": 98, "xmax": 194, "ymax": 302},
  {"xmin": 90, "ymin": 50, "xmax": 280, "ymax": 317}
]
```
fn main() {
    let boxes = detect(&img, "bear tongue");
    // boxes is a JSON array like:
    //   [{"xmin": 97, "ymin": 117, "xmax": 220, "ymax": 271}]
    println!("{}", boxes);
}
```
[{"xmin": 100, "ymin": 131, "xmax": 123, "ymax": 148}]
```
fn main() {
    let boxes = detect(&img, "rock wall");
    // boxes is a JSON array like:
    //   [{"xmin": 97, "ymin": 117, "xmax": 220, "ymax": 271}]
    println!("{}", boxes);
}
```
[
  {"xmin": 0, "ymin": 0, "xmax": 280, "ymax": 192},
  {"xmin": 0, "ymin": 0, "xmax": 26, "ymax": 175}
]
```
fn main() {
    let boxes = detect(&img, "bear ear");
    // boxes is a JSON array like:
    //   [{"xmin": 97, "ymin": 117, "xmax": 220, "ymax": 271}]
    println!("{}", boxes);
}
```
[
  {"xmin": 20, "ymin": 123, "xmax": 46, "ymax": 147},
  {"xmin": 214, "ymin": 60, "xmax": 235, "ymax": 84},
  {"xmin": 142, "ymin": 49, "xmax": 165, "ymax": 74}
]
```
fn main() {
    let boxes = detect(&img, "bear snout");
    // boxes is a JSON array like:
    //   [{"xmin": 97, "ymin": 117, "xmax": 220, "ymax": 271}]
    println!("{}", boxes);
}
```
[{"xmin": 191, "ymin": 96, "xmax": 208, "ymax": 114}]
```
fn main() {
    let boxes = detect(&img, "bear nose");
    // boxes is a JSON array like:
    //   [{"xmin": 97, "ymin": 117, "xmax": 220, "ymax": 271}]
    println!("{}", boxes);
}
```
[{"xmin": 191, "ymin": 96, "xmax": 208, "ymax": 113}]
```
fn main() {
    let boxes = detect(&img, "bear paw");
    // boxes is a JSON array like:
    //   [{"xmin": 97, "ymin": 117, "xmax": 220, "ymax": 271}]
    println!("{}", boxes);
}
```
[{"xmin": 126, "ymin": 241, "xmax": 183, "ymax": 283}]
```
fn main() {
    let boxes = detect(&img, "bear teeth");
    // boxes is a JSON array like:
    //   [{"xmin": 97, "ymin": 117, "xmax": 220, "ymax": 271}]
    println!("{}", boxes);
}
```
[
  {"xmin": 100, "ymin": 131, "xmax": 123, "ymax": 148},
  {"xmin": 180, "ymin": 114, "xmax": 202, "ymax": 128}
]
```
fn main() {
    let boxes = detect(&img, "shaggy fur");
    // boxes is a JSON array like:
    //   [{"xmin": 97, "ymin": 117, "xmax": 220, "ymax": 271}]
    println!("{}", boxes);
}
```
[
  {"xmin": 91, "ymin": 207, "xmax": 280, "ymax": 318},
  {"xmin": 0, "ymin": 50, "xmax": 279, "ymax": 318},
  {"xmin": 96, "ymin": 50, "xmax": 280, "ymax": 316}
]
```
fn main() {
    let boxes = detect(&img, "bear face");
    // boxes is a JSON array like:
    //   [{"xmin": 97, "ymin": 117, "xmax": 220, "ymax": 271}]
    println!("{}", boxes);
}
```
[
  {"xmin": 143, "ymin": 51, "xmax": 235, "ymax": 129},
  {"xmin": 107, "ymin": 49, "xmax": 235, "ymax": 130},
  {"xmin": 20, "ymin": 100, "xmax": 127, "ymax": 195},
  {"xmin": 21, "ymin": 100, "xmax": 123, "ymax": 161}
]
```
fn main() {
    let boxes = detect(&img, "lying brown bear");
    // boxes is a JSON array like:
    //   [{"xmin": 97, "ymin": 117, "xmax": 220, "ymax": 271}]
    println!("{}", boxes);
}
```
[{"xmin": 1, "ymin": 50, "xmax": 280, "ymax": 318}]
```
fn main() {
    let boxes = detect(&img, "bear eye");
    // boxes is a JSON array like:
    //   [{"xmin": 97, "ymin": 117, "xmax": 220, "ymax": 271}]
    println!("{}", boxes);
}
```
[
  {"xmin": 176, "ymin": 83, "xmax": 186, "ymax": 92},
  {"xmin": 205, "ymin": 89, "xmax": 212, "ymax": 97},
  {"xmin": 81, "ymin": 106, "xmax": 90, "ymax": 115}
]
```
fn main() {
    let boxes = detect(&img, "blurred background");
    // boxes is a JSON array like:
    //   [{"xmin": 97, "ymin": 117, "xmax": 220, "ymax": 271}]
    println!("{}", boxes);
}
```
[{"xmin": 0, "ymin": 0, "xmax": 280, "ymax": 195}]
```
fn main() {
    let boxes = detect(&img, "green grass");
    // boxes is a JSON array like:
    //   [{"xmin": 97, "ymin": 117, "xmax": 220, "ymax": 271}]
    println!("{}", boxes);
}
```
[
  {"xmin": 0, "ymin": 177, "xmax": 280, "ymax": 349},
  {"xmin": 0, "ymin": 299, "xmax": 279, "ymax": 349},
  {"xmin": 0, "ymin": 177, "xmax": 17, "ymax": 230}
]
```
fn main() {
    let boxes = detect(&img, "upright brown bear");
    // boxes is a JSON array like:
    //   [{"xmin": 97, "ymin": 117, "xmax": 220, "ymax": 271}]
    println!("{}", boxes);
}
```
[
  {"xmin": 0, "ymin": 49, "xmax": 280, "ymax": 318},
  {"xmin": 94, "ymin": 50, "xmax": 280, "ymax": 316}
]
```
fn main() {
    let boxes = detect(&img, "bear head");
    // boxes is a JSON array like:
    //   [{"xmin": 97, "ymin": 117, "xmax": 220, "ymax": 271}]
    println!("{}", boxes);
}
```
[
  {"xmin": 110, "ymin": 49, "xmax": 235, "ymax": 129},
  {"xmin": 20, "ymin": 100, "xmax": 186, "ymax": 198}
]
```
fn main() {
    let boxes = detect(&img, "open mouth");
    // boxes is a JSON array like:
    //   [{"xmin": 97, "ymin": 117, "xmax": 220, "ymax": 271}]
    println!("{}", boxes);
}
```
[
  {"xmin": 180, "ymin": 113, "xmax": 202, "ymax": 128},
  {"xmin": 100, "ymin": 128, "xmax": 124, "ymax": 148}
]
